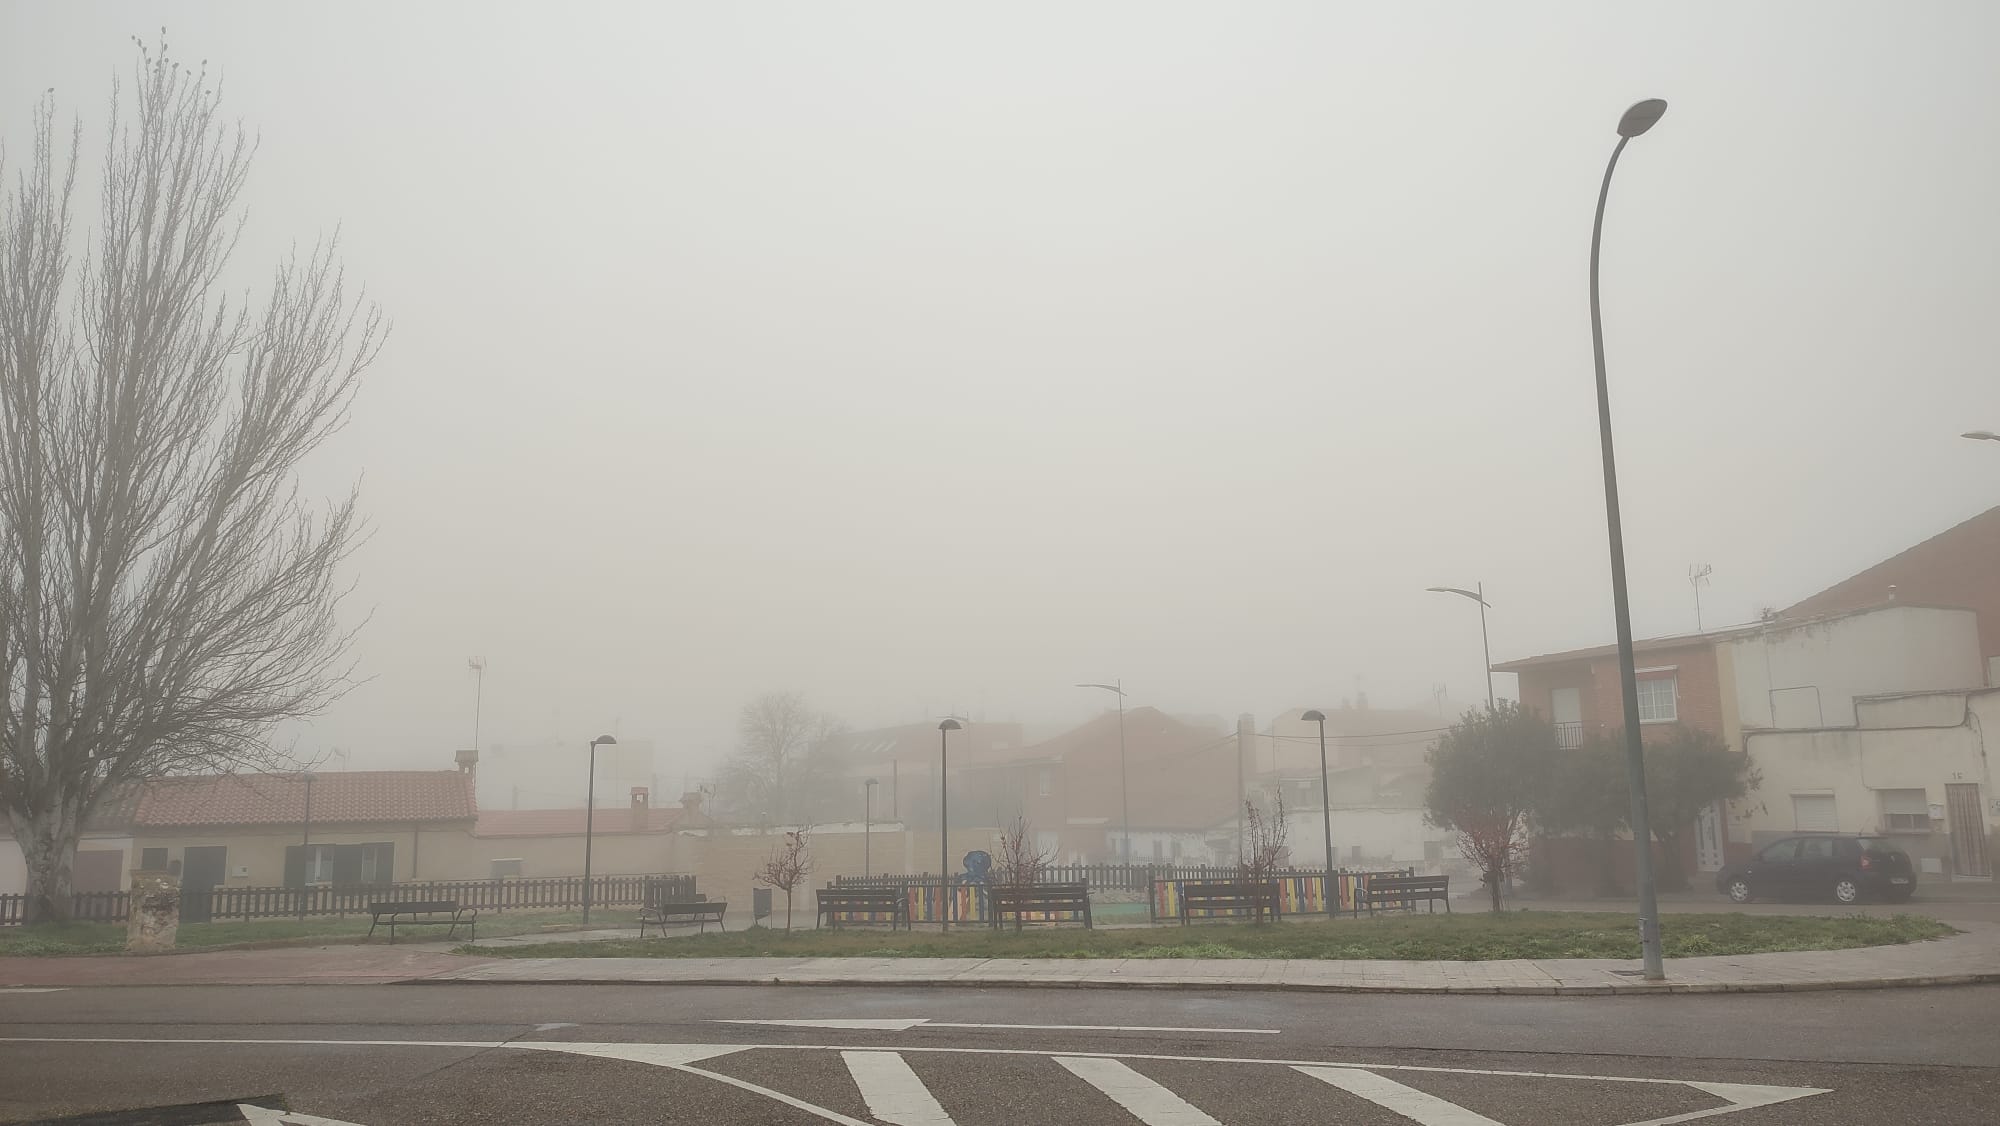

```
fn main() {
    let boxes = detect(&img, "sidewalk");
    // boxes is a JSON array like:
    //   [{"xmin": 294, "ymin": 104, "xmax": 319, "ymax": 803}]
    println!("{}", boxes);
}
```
[{"xmin": 5, "ymin": 921, "xmax": 1994, "ymax": 994}]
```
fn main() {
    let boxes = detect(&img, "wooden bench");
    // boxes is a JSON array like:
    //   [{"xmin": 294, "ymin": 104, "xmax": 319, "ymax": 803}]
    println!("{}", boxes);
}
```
[
  {"xmin": 989, "ymin": 883, "xmax": 1092, "ymax": 930},
  {"xmin": 367, "ymin": 900, "xmax": 477, "ymax": 943},
  {"xmin": 815, "ymin": 887, "xmax": 911, "ymax": 931},
  {"xmin": 1179, "ymin": 880, "xmax": 1280, "ymax": 925},
  {"xmin": 638, "ymin": 898, "xmax": 727, "ymax": 936},
  {"xmin": 1362, "ymin": 875, "xmax": 1451, "ymax": 914}
]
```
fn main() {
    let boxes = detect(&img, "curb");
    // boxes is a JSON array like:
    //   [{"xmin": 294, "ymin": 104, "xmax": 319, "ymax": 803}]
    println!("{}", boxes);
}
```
[{"xmin": 399, "ymin": 969, "xmax": 2000, "ymax": 996}]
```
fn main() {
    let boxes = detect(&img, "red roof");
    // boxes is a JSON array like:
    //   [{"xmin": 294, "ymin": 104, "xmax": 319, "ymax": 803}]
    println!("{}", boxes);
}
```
[
  {"xmin": 1784, "ymin": 505, "xmax": 2000, "ymax": 660},
  {"xmin": 134, "ymin": 771, "xmax": 476, "ymax": 828},
  {"xmin": 474, "ymin": 806, "xmax": 686, "ymax": 838}
]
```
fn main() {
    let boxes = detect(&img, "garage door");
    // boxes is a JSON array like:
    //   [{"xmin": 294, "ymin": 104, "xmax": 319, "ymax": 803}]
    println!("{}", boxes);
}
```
[{"xmin": 1792, "ymin": 794, "xmax": 1837, "ymax": 833}]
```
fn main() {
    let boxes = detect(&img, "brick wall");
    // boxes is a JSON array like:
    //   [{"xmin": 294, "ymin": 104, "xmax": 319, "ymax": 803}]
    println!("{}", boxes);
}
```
[{"xmin": 1514, "ymin": 641, "xmax": 1726, "ymax": 746}]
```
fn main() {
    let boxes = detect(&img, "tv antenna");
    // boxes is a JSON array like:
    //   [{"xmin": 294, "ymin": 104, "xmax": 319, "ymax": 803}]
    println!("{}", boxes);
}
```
[{"xmin": 1688, "ymin": 565, "xmax": 1713, "ymax": 631}]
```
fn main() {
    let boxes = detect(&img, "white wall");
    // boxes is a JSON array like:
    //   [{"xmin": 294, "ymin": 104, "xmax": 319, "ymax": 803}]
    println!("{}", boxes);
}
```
[
  {"xmin": 0, "ymin": 839, "xmax": 24, "ymax": 896},
  {"xmin": 1725, "ymin": 607, "xmax": 1984, "ymax": 730},
  {"xmin": 1282, "ymin": 806, "xmax": 1449, "ymax": 869}
]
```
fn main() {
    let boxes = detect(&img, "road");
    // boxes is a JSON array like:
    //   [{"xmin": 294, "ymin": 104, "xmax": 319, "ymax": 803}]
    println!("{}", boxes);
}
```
[{"xmin": 2, "ymin": 983, "xmax": 1995, "ymax": 1124}]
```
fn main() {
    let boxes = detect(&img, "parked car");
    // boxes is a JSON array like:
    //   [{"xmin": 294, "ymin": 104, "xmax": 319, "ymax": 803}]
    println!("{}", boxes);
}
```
[{"xmin": 1717, "ymin": 835, "xmax": 1916, "ymax": 905}]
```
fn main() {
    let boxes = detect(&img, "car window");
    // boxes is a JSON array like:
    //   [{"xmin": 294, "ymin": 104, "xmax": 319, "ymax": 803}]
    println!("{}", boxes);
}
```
[
  {"xmin": 1797, "ymin": 838, "xmax": 1836, "ymax": 860},
  {"xmin": 1834, "ymin": 839, "xmax": 1860, "ymax": 857},
  {"xmin": 1758, "ymin": 840, "xmax": 1799, "ymax": 862}
]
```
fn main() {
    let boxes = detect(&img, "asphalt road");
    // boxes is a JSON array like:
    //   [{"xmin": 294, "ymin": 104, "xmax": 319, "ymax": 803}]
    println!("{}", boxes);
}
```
[{"xmin": 2, "ymin": 983, "xmax": 1995, "ymax": 1124}]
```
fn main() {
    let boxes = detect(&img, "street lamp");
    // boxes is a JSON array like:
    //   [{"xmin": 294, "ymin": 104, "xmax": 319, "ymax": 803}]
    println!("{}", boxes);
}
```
[
  {"xmin": 1426, "ymin": 584, "xmax": 1495, "ymax": 710},
  {"xmin": 1588, "ymin": 97, "xmax": 1669, "ymax": 982},
  {"xmin": 1300, "ymin": 710, "xmax": 1334, "ymax": 905},
  {"xmin": 1076, "ymin": 681, "xmax": 1131, "ymax": 864},
  {"xmin": 937, "ymin": 719, "xmax": 961, "ymax": 932},
  {"xmin": 1962, "ymin": 431, "xmax": 2000, "ymax": 442},
  {"xmin": 863, "ymin": 777, "xmax": 879, "ymax": 879},
  {"xmin": 298, "ymin": 771, "xmax": 318, "ymax": 920},
  {"xmin": 581, "ymin": 734, "xmax": 617, "ymax": 925}
]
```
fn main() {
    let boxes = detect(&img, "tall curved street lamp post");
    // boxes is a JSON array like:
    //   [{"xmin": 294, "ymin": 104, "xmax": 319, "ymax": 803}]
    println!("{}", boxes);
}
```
[
  {"xmin": 1426, "ymin": 584, "xmax": 1495, "ymax": 710},
  {"xmin": 1301, "ymin": 710, "xmax": 1334, "ymax": 898},
  {"xmin": 1076, "ymin": 681, "xmax": 1131, "ymax": 863},
  {"xmin": 582, "ymin": 734, "xmax": 618, "ymax": 924},
  {"xmin": 863, "ymin": 777, "xmax": 879, "ymax": 879},
  {"xmin": 937, "ymin": 719, "xmax": 961, "ymax": 932},
  {"xmin": 1589, "ymin": 98, "xmax": 1670, "ymax": 981},
  {"xmin": 1962, "ymin": 431, "xmax": 2000, "ymax": 443}
]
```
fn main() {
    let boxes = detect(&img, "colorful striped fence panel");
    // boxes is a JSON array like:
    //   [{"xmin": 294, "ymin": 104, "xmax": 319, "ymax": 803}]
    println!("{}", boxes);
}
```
[{"xmin": 1151, "ymin": 870, "xmax": 1411, "ymax": 920}]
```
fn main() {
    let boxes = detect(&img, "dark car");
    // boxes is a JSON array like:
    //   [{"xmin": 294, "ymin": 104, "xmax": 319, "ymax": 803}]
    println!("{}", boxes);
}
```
[{"xmin": 1717, "ymin": 835, "xmax": 1916, "ymax": 905}]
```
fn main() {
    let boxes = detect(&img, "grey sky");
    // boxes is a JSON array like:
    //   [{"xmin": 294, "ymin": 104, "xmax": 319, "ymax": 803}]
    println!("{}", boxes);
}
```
[{"xmin": 5, "ymin": 2, "xmax": 1995, "ymax": 776}]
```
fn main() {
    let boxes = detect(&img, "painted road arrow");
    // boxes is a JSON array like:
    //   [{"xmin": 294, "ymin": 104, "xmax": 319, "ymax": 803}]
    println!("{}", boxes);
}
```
[{"xmin": 712, "ymin": 1017, "xmax": 1282, "ymax": 1033}]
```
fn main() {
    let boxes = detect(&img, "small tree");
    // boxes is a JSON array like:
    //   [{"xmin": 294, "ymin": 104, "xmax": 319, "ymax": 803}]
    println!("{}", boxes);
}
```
[
  {"xmin": 1240, "ymin": 792, "xmax": 1290, "ymax": 882},
  {"xmin": 1642, "ymin": 726, "xmax": 1759, "ymax": 891},
  {"xmin": 1425, "ymin": 703, "xmax": 1559, "ymax": 911},
  {"xmin": 754, "ymin": 828, "xmax": 814, "ymax": 932},
  {"xmin": 994, "ymin": 817, "xmax": 1053, "ymax": 886}
]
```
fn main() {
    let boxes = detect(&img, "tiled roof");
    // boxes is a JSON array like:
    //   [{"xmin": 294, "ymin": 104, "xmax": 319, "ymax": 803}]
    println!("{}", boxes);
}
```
[
  {"xmin": 1491, "ymin": 626, "xmax": 1759, "ymax": 672},
  {"xmin": 134, "ymin": 771, "xmax": 476, "ymax": 828},
  {"xmin": 474, "ymin": 806, "xmax": 686, "ymax": 838}
]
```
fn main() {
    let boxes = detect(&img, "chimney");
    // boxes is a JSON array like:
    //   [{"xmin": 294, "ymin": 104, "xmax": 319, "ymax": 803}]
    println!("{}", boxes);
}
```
[
  {"xmin": 630, "ymin": 786, "xmax": 650, "ymax": 832},
  {"xmin": 455, "ymin": 747, "xmax": 477, "ymax": 775}
]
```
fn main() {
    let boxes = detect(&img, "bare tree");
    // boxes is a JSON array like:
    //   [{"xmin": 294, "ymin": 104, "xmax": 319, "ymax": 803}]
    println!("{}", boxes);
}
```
[
  {"xmin": 718, "ymin": 691, "xmax": 844, "ymax": 823},
  {"xmin": 994, "ymin": 816, "xmax": 1052, "ymax": 886},
  {"xmin": 0, "ymin": 40, "xmax": 382, "ymax": 922},
  {"xmin": 1240, "ymin": 791, "xmax": 1290, "ymax": 882},
  {"xmin": 753, "ymin": 828, "xmax": 815, "ymax": 932}
]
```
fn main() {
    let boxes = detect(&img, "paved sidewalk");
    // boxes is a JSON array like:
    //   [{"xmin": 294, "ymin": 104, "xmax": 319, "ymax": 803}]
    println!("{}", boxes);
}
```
[
  {"xmin": 427, "ymin": 921, "xmax": 2000, "ymax": 995},
  {"xmin": 7, "ymin": 922, "xmax": 1994, "ymax": 995}
]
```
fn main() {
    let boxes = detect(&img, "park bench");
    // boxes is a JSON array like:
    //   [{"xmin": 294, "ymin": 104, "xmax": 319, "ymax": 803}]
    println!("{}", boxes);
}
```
[
  {"xmin": 366, "ymin": 900, "xmax": 477, "ymax": 943},
  {"xmin": 1362, "ymin": 875, "xmax": 1451, "ymax": 914},
  {"xmin": 638, "ymin": 897, "xmax": 728, "ymax": 936},
  {"xmin": 1178, "ymin": 880, "xmax": 1280, "ymax": 925},
  {"xmin": 815, "ymin": 887, "xmax": 911, "ymax": 930},
  {"xmin": 989, "ymin": 882, "xmax": 1092, "ymax": 930}
]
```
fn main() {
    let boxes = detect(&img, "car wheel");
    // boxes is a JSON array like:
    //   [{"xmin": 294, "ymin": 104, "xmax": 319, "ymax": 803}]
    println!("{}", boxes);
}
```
[
  {"xmin": 1833, "ymin": 878, "xmax": 1861, "ymax": 905},
  {"xmin": 1726, "ymin": 878, "xmax": 1753, "ymax": 904}
]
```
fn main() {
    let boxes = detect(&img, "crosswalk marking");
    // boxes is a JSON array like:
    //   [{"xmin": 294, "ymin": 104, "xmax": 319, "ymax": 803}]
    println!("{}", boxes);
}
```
[
  {"xmin": 1299, "ymin": 1066, "xmax": 1507, "ymax": 1126},
  {"xmin": 1056, "ymin": 1056, "xmax": 1222, "ymax": 1126},
  {"xmin": 841, "ymin": 1051, "xmax": 956, "ymax": 1126}
]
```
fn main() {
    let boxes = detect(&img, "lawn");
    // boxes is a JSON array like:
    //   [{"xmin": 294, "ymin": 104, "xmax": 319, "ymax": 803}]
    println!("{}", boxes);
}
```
[
  {"xmin": 470, "ymin": 911, "xmax": 1955, "ymax": 962},
  {"xmin": 0, "ymin": 909, "xmax": 643, "ymax": 957}
]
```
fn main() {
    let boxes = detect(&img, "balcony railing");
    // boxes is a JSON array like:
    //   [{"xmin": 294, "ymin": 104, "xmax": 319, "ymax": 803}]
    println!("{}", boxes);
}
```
[{"xmin": 1555, "ymin": 721, "xmax": 1584, "ymax": 750}]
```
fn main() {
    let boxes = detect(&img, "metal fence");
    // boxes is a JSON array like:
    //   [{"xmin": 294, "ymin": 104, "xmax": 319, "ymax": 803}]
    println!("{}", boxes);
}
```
[
  {"xmin": 0, "ymin": 873, "xmax": 697, "ymax": 927},
  {"xmin": 833, "ymin": 862, "xmax": 1408, "ymax": 894}
]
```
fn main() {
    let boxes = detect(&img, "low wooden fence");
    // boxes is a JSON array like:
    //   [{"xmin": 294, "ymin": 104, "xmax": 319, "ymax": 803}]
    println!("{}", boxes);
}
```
[{"xmin": 0, "ymin": 873, "xmax": 697, "ymax": 927}]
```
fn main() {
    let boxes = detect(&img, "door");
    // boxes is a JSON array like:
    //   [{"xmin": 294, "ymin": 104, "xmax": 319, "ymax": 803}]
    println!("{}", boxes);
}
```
[
  {"xmin": 180, "ymin": 845, "xmax": 227, "ymax": 923},
  {"xmin": 1745, "ymin": 838, "xmax": 1800, "ymax": 898},
  {"xmin": 1550, "ymin": 688, "xmax": 1582, "ymax": 748},
  {"xmin": 1794, "ymin": 836, "xmax": 1841, "ymax": 899},
  {"xmin": 1694, "ymin": 802, "xmax": 1725, "ymax": 873},
  {"xmin": 1945, "ymin": 784, "xmax": 1991, "ymax": 878}
]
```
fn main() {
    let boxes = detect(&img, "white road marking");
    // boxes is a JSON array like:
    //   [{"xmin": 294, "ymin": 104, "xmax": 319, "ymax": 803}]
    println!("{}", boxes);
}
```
[
  {"xmin": 716, "ymin": 1018, "xmax": 1279, "ymax": 1034},
  {"xmin": 1301, "ymin": 1066, "xmax": 1506, "ymax": 1126},
  {"xmin": 533, "ymin": 1022, "xmax": 578, "ymax": 1032},
  {"xmin": 842, "ymin": 1050, "xmax": 956, "ymax": 1126},
  {"xmin": 237, "ymin": 1107, "xmax": 375, "ymax": 1126},
  {"xmin": 1620, "ymin": 1081, "xmax": 1835, "ymax": 1126},
  {"xmin": 0, "ymin": 1037, "xmax": 1833, "ymax": 1124},
  {"xmin": 0, "ymin": 987, "xmax": 66, "ymax": 993},
  {"xmin": 1055, "ymin": 1056, "xmax": 1220, "ymax": 1126}
]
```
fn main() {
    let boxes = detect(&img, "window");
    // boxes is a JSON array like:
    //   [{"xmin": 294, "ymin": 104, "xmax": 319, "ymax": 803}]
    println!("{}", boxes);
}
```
[
  {"xmin": 1877, "ymin": 789, "xmax": 1930, "ymax": 833},
  {"xmin": 1151, "ymin": 839, "xmax": 1164, "ymax": 860},
  {"xmin": 1797, "ymin": 837, "xmax": 1836, "ymax": 861},
  {"xmin": 304, "ymin": 843, "xmax": 335, "ymax": 883},
  {"xmin": 359, "ymin": 842, "xmax": 393, "ymax": 883},
  {"xmin": 1038, "ymin": 769, "xmax": 1051, "ymax": 798},
  {"xmin": 140, "ymin": 847, "xmax": 168, "ymax": 871},
  {"xmin": 1636, "ymin": 675, "xmax": 1677, "ymax": 723},
  {"xmin": 1758, "ymin": 839, "xmax": 1799, "ymax": 862},
  {"xmin": 1792, "ymin": 794, "xmax": 1837, "ymax": 833},
  {"xmin": 491, "ymin": 858, "xmax": 525, "ymax": 879}
]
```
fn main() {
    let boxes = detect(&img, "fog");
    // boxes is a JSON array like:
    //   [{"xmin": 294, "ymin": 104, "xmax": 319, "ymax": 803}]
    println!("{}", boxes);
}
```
[{"xmin": 6, "ymin": 2, "xmax": 1996, "ymax": 783}]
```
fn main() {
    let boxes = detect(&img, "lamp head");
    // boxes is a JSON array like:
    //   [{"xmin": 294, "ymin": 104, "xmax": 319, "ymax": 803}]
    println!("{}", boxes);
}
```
[{"xmin": 1617, "ymin": 99, "xmax": 1668, "ymax": 138}]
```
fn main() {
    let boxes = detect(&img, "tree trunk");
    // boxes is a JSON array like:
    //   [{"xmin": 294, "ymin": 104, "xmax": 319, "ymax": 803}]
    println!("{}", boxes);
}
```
[
  {"xmin": 16, "ymin": 804, "xmax": 81, "ymax": 925},
  {"xmin": 1486, "ymin": 863, "xmax": 1503, "ymax": 912}
]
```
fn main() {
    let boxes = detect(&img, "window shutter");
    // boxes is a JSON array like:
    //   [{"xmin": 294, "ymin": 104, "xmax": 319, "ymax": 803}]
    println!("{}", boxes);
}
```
[
  {"xmin": 1879, "ymin": 789, "xmax": 1927, "ymax": 816},
  {"xmin": 283, "ymin": 845, "xmax": 306, "ymax": 889},
  {"xmin": 371, "ymin": 842, "xmax": 396, "ymax": 884},
  {"xmin": 332, "ymin": 844, "xmax": 365, "ymax": 885},
  {"xmin": 1792, "ymin": 794, "xmax": 1838, "ymax": 833}
]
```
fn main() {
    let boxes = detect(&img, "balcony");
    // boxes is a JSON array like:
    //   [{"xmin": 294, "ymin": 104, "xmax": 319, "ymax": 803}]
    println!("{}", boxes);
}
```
[{"xmin": 1555, "ymin": 721, "xmax": 1584, "ymax": 750}]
